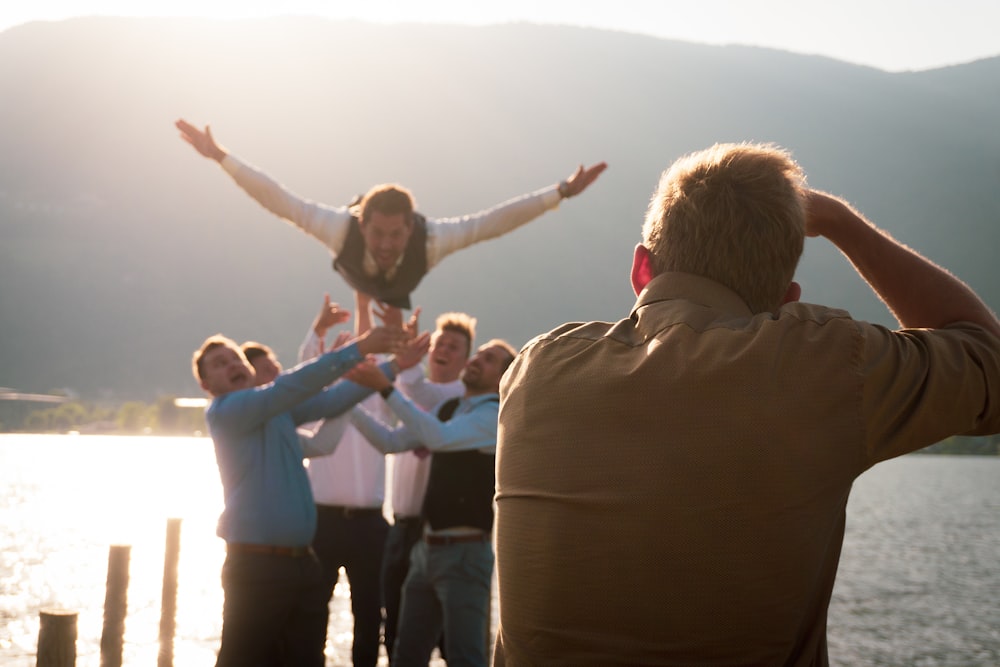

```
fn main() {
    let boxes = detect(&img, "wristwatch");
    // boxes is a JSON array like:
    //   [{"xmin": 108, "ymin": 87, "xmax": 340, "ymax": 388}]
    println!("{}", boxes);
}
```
[{"xmin": 557, "ymin": 181, "xmax": 571, "ymax": 199}]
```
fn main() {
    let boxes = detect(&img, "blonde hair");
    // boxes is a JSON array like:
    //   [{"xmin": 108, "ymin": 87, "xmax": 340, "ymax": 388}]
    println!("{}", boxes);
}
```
[
  {"xmin": 434, "ymin": 312, "xmax": 477, "ymax": 357},
  {"xmin": 192, "ymin": 334, "xmax": 240, "ymax": 381},
  {"xmin": 642, "ymin": 143, "xmax": 807, "ymax": 313}
]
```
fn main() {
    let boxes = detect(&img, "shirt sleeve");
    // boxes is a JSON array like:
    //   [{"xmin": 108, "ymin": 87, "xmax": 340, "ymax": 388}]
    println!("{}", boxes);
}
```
[
  {"xmin": 221, "ymin": 154, "xmax": 352, "ymax": 254},
  {"xmin": 396, "ymin": 366, "xmax": 464, "ymax": 410},
  {"xmin": 299, "ymin": 329, "xmax": 323, "ymax": 364},
  {"xmin": 207, "ymin": 343, "xmax": 364, "ymax": 432},
  {"xmin": 860, "ymin": 321, "xmax": 1000, "ymax": 464},
  {"xmin": 290, "ymin": 358, "xmax": 399, "ymax": 424},
  {"xmin": 352, "ymin": 391, "xmax": 497, "ymax": 454},
  {"xmin": 299, "ymin": 416, "xmax": 349, "ymax": 458},
  {"xmin": 425, "ymin": 186, "xmax": 562, "ymax": 268}
]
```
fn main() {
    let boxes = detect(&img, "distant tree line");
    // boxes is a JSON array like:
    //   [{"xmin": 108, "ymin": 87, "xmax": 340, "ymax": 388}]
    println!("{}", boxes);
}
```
[
  {"xmin": 2, "ymin": 398, "xmax": 999, "ymax": 455},
  {"xmin": 0, "ymin": 397, "xmax": 207, "ymax": 436}
]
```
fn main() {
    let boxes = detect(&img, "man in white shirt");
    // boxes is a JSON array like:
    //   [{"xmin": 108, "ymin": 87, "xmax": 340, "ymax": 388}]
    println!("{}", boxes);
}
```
[
  {"xmin": 175, "ymin": 119, "xmax": 606, "ymax": 308},
  {"xmin": 297, "ymin": 292, "xmax": 394, "ymax": 667}
]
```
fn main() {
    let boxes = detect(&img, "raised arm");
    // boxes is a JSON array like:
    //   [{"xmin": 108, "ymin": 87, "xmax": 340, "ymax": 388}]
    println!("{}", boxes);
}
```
[
  {"xmin": 806, "ymin": 190, "xmax": 1000, "ymax": 338},
  {"xmin": 428, "ymin": 162, "xmax": 608, "ymax": 267},
  {"xmin": 174, "ymin": 118, "xmax": 352, "ymax": 253},
  {"xmin": 300, "ymin": 293, "xmax": 351, "ymax": 362}
]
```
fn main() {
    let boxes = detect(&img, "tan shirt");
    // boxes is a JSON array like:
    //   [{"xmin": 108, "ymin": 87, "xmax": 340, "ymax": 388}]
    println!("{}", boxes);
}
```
[{"xmin": 494, "ymin": 272, "xmax": 1000, "ymax": 667}]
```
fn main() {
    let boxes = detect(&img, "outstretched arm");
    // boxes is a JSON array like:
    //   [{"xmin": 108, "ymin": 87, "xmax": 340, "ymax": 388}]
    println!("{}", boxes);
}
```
[
  {"xmin": 173, "ymin": 118, "xmax": 353, "ymax": 253},
  {"xmin": 427, "ymin": 161, "xmax": 608, "ymax": 268},
  {"xmin": 806, "ymin": 190, "xmax": 1000, "ymax": 338}
]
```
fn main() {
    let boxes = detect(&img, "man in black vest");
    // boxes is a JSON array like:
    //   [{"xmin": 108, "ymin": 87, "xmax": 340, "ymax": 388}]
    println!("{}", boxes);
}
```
[
  {"xmin": 175, "ymin": 119, "xmax": 606, "ymax": 308},
  {"xmin": 348, "ymin": 338, "xmax": 516, "ymax": 667}
]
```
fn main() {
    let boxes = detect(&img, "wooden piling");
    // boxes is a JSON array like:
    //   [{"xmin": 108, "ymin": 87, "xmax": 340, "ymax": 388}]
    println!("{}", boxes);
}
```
[
  {"xmin": 100, "ymin": 544, "xmax": 130, "ymax": 667},
  {"xmin": 36, "ymin": 608, "xmax": 77, "ymax": 667},
  {"xmin": 158, "ymin": 518, "xmax": 182, "ymax": 667}
]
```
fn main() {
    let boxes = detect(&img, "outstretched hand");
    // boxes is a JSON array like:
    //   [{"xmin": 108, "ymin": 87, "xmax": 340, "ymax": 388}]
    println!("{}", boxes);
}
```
[
  {"xmin": 354, "ymin": 326, "xmax": 409, "ymax": 357},
  {"xmin": 560, "ymin": 162, "xmax": 608, "ymax": 198},
  {"xmin": 373, "ymin": 300, "xmax": 405, "ymax": 330},
  {"xmin": 345, "ymin": 357, "xmax": 393, "ymax": 391},
  {"xmin": 175, "ymin": 119, "xmax": 227, "ymax": 162},
  {"xmin": 313, "ymin": 293, "xmax": 351, "ymax": 338},
  {"xmin": 393, "ymin": 331, "xmax": 431, "ymax": 371}
]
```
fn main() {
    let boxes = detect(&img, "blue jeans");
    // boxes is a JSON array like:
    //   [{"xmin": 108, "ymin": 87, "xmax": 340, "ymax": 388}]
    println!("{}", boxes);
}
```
[
  {"xmin": 392, "ymin": 538, "xmax": 493, "ymax": 667},
  {"xmin": 216, "ymin": 550, "xmax": 328, "ymax": 667},
  {"xmin": 312, "ymin": 505, "xmax": 389, "ymax": 667},
  {"xmin": 381, "ymin": 517, "xmax": 425, "ymax": 663}
]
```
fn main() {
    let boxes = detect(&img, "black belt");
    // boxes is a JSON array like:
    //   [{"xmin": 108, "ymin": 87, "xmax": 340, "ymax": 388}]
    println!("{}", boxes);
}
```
[
  {"xmin": 424, "ymin": 532, "xmax": 489, "ymax": 546},
  {"xmin": 227, "ymin": 543, "xmax": 314, "ymax": 558},
  {"xmin": 318, "ymin": 504, "xmax": 383, "ymax": 519}
]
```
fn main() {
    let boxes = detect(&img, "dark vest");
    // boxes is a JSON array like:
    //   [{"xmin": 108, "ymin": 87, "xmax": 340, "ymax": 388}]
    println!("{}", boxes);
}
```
[
  {"xmin": 332, "ymin": 211, "xmax": 428, "ymax": 309},
  {"xmin": 422, "ymin": 397, "xmax": 498, "ymax": 533}
]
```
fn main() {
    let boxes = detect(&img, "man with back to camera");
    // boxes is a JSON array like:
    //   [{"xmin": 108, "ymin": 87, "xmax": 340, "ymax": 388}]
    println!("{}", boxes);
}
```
[
  {"xmin": 192, "ymin": 322, "xmax": 407, "ymax": 667},
  {"xmin": 493, "ymin": 142, "xmax": 1000, "ymax": 666},
  {"xmin": 175, "ymin": 119, "xmax": 606, "ymax": 308}
]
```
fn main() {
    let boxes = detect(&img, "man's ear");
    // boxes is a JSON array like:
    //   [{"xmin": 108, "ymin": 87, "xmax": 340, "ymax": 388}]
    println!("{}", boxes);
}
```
[
  {"xmin": 630, "ymin": 244, "xmax": 654, "ymax": 296},
  {"xmin": 780, "ymin": 281, "xmax": 802, "ymax": 305}
]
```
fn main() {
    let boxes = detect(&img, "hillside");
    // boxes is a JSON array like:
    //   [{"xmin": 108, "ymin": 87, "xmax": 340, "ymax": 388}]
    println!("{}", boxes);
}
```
[{"xmin": 0, "ymin": 18, "xmax": 997, "ymax": 399}]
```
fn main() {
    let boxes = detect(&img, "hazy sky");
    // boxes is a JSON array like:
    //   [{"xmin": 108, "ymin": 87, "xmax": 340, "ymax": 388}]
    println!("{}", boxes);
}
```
[{"xmin": 2, "ymin": 0, "xmax": 998, "ymax": 72}]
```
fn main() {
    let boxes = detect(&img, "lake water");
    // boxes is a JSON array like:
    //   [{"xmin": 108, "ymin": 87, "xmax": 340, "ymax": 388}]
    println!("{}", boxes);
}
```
[{"xmin": 1, "ymin": 435, "xmax": 998, "ymax": 666}]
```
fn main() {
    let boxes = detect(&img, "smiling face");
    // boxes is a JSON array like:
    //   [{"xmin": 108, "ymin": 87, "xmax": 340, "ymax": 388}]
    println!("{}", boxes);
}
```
[
  {"xmin": 461, "ymin": 343, "xmax": 515, "ymax": 396},
  {"xmin": 360, "ymin": 210, "xmax": 413, "ymax": 272},
  {"xmin": 428, "ymin": 329, "xmax": 471, "ymax": 383},
  {"xmin": 197, "ymin": 343, "xmax": 255, "ymax": 397}
]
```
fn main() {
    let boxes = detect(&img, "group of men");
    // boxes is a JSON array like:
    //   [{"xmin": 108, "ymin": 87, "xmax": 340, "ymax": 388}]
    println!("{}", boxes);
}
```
[
  {"xmin": 185, "ymin": 117, "xmax": 1000, "ymax": 667},
  {"xmin": 182, "ymin": 118, "xmax": 604, "ymax": 667}
]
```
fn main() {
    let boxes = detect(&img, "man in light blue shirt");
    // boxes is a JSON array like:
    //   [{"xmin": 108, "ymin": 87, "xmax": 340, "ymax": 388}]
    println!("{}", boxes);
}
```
[
  {"xmin": 350, "ymin": 339, "xmax": 516, "ymax": 667},
  {"xmin": 192, "ymin": 326, "xmax": 405, "ymax": 667}
]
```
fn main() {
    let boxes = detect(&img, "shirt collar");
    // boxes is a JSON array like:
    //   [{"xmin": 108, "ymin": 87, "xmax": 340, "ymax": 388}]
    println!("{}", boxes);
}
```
[{"xmin": 630, "ymin": 272, "xmax": 754, "ymax": 320}]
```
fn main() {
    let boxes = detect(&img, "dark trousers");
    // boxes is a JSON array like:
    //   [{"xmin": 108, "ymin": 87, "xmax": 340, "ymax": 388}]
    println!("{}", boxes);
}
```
[
  {"xmin": 382, "ymin": 516, "xmax": 426, "ymax": 663},
  {"xmin": 216, "ymin": 550, "xmax": 328, "ymax": 667},
  {"xmin": 313, "ymin": 504, "xmax": 389, "ymax": 667}
]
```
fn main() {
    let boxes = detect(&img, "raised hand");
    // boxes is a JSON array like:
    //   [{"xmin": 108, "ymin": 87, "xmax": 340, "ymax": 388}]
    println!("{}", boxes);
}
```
[
  {"xmin": 344, "ymin": 356, "xmax": 392, "ymax": 391},
  {"xmin": 175, "ymin": 119, "xmax": 227, "ymax": 162},
  {"xmin": 393, "ymin": 331, "xmax": 431, "ymax": 371},
  {"xmin": 354, "ymin": 326, "xmax": 409, "ymax": 357},
  {"xmin": 560, "ymin": 162, "xmax": 608, "ymax": 198},
  {"xmin": 373, "ymin": 300, "xmax": 405, "ymax": 330},
  {"xmin": 313, "ymin": 293, "xmax": 351, "ymax": 339}
]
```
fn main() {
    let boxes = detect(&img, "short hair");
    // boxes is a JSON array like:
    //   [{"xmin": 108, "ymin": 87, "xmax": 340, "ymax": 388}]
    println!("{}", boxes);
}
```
[
  {"xmin": 192, "ymin": 334, "xmax": 240, "ymax": 382},
  {"xmin": 356, "ymin": 184, "xmax": 416, "ymax": 226},
  {"xmin": 434, "ymin": 312, "xmax": 477, "ymax": 358},
  {"xmin": 240, "ymin": 341, "xmax": 275, "ymax": 365},
  {"xmin": 642, "ymin": 142, "xmax": 807, "ymax": 313},
  {"xmin": 483, "ymin": 338, "xmax": 518, "ymax": 373}
]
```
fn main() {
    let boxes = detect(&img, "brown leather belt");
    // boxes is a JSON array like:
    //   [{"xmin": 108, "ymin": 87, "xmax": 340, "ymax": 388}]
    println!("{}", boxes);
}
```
[
  {"xmin": 424, "ymin": 532, "xmax": 489, "ymax": 546},
  {"xmin": 227, "ymin": 543, "xmax": 314, "ymax": 557}
]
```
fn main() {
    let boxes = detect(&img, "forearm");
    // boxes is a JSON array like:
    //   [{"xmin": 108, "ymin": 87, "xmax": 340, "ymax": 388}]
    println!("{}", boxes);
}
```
[
  {"xmin": 817, "ymin": 197, "xmax": 1000, "ymax": 337},
  {"xmin": 349, "ymin": 405, "xmax": 418, "ymax": 454},
  {"xmin": 299, "ymin": 417, "xmax": 348, "ymax": 458},
  {"xmin": 428, "ymin": 187, "xmax": 561, "ymax": 266},
  {"xmin": 221, "ymin": 155, "xmax": 350, "ymax": 252},
  {"xmin": 293, "ymin": 359, "xmax": 398, "ymax": 422}
]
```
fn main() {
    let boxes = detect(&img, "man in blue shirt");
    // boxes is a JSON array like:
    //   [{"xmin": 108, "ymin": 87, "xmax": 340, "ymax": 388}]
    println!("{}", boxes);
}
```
[{"xmin": 192, "ymin": 325, "xmax": 406, "ymax": 667}]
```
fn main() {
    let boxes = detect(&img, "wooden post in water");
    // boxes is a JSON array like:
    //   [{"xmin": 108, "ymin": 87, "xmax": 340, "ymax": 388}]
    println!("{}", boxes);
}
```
[
  {"xmin": 158, "ymin": 518, "xmax": 182, "ymax": 667},
  {"xmin": 100, "ymin": 545, "xmax": 130, "ymax": 667},
  {"xmin": 36, "ymin": 608, "xmax": 77, "ymax": 667}
]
